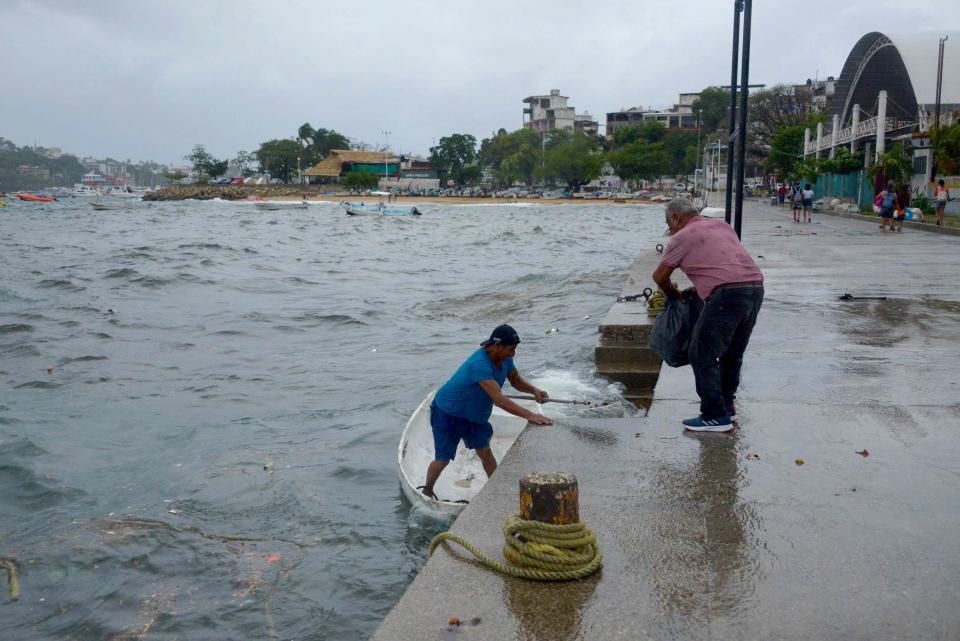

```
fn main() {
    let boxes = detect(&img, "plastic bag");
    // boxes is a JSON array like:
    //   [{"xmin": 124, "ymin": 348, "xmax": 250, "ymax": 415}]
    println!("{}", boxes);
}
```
[{"xmin": 649, "ymin": 288, "xmax": 701, "ymax": 367}]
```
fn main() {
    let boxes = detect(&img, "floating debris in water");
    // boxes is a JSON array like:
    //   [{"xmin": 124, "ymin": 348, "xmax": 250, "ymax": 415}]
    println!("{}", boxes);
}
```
[
  {"xmin": 448, "ymin": 617, "xmax": 461, "ymax": 626},
  {"xmin": 544, "ymin": 327, "xmax": 559, "ymax": 334},
  {"xmin": 746, "ymin": 452, "xmax": 760, "ymax": 460},
  {"xmin": 795, "ymin": 457, "xmax": 805, "ymax": 466},
  {"xmin": 856, "ymin": 449, "xmax": 870, "ymax": 457},
  {"xmin": 46, "ymin": 364, "xmax": 53, "ymax": 374}
]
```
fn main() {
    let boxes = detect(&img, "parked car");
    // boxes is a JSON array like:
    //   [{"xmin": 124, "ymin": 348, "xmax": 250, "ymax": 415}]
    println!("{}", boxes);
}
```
[{"xmin": 674, "ymin": 183, "xmax": 687, "ymax": 191}]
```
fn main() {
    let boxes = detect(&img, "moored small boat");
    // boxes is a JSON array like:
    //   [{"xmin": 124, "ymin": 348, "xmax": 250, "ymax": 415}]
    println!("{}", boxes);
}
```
[
  {"xmin": 342, "ymin": 201, "xmax": 421, "ymax": 216},
  {"xmin": 15, "ymin": 193, "xmax": 55, "ymax": 202},
  {"xmin": 397, "ymin": 390, "xmax": 536, "ymax": 516},
  {"xmin": 254, "ymin": 201, "xmax": 309, "ymax": 211}
]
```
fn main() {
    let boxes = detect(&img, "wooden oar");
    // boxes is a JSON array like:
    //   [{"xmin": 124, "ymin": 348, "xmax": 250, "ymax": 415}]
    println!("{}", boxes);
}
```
[{"xmin": 505, "ymin": 394, "xmax": 593, "ymax": 405}]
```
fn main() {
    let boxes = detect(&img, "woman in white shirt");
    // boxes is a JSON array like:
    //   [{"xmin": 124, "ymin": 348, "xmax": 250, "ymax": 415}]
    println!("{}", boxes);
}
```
[{"xmin": 935, "ymin": 179, "xmax": 950, "ymax": 226}]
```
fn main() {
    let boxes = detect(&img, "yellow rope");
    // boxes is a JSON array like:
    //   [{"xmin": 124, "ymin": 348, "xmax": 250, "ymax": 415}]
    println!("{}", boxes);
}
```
[
  {"xmin": 647, "ymin": 288, "xmax": 666, "ymax": 316},
  {"xmin": 1, "ymin": 558, "xmax": 19, "ymax": 601},
  {"xmin": 429, "ymin": 515, "xmax": 602, "ymax": 581}
]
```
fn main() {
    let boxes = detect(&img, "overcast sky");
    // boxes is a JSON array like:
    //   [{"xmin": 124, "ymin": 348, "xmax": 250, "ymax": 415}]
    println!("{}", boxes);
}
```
[{"xmin": 1, "ymin": 0, "xmax": 956, "ymax": 165}]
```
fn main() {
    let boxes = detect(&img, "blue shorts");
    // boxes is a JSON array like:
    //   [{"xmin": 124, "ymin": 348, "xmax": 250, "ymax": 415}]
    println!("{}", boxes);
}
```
[{"xmin": 430, "ymin": 402, "xmax": 492, "ymax": 461}]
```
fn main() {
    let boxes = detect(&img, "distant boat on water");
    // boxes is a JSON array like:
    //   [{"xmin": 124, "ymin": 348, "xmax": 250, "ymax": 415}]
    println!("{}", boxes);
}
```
[
  {"xmin": 254, "ymin": 201, "xmax": 309, "ymax": 211},
  {"xmin": 15, "ymin": 193, "xmax": 55, "ymax": 202},
  {"xmin": 342, "ymin": 202, "xmax": 421, "ymax": 216}
]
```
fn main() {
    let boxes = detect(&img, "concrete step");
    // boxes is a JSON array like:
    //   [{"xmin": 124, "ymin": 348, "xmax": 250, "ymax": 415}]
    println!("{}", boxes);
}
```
[
  {"xmin": 595, "ymin": 367, "xmax": 661, "ymax": 392},
  {"xmin": 622, "ymin": 393, "xmax": 653, "ymax": 411},
  {"xmin": 599, "ymin": 321, "xmax": 653, "ymax": 347},
  {"xmin": 595, "ymin": 345, "xmax": 662, "ymax": 370}
]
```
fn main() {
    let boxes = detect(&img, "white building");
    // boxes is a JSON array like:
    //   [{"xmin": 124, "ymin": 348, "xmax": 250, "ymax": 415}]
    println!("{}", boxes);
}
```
[{"xmin": 523, "ymin": 89, "xmax": 578, "ymax": 132}]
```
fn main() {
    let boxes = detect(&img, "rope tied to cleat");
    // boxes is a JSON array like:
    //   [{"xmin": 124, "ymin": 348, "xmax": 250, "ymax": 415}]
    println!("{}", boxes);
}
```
[{"xmin": 429, "ymin": 514, "xmax": 602, "ymax": 581}]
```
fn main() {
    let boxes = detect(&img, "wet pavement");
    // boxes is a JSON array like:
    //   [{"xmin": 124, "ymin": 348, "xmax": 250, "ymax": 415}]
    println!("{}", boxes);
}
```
[{"xmin": 371, "ymin": 201, "xmax": 960, "ymax": 640}]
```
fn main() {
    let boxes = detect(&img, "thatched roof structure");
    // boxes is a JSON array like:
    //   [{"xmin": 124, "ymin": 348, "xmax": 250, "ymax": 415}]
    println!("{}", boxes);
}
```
[{"xmin": 303, "ymin": 150, "xmax": 401, "ymax": 177}]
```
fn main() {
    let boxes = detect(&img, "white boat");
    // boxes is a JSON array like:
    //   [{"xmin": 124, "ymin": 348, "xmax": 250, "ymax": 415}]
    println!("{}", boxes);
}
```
[
  {"xmin": 398, "ymin": 390, "xmax": 536, "ymax": 516},
  {"xmin": 254, "ymin": 201, "xmax": 309, "ymax": 211},
  {"xmin": 91, "ymin": 201, "xmax": 151, "ymax": 211},
  {"xmin": 342, "ymin": 201, "xmax": 421, "ymax": 216}
]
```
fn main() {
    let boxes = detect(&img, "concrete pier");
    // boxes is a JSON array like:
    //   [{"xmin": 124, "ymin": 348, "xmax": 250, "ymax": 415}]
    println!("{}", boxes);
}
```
[{"xmin": 371, "ymin": 201, "xmax": 960, "ymax": 640}]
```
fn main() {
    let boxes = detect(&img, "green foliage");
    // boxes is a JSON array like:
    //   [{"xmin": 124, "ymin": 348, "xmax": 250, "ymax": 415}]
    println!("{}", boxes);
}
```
[
  {"xmin": 536, "ymin": 132, "xmax": 603, "ymax": 189},
  {"xmin": 162, "ymin": 169, "xmax": 187, "ymax": 185},
  {"xmin": 255, "ymin": 139, "xmax": 301, "ymax": 183},
  {"xmin": 429, "ymin": 133, "xmax": 478, "ymax": 185},
  {"xmin": 611, "ymin": 121, "xmax": 665, "ymax": 148},
  {"xmin": 185, "ymin": 144, "xmax": 229, "ymax": 182},
  {"xmin": 819, "ymin": 148, "xmax": 864, "ymax": 175},
  {"xmin": 479, "ymin": 128, "xmax": 541, "ymax": 186},
  {"xmin": 234, "ymin": 151, "xmax": 255, "ymax": 177},
  {"xmin": 691, "ymin": 87, "xmax": 730, "ymax": 131},
  {"xmin": 297, "ymin": 123, "xmax": 350, "ymax": 167},
  {"xmin": 340, "ymin": 170, "xmax": 380, "ymax": 191},
  {"xmin": 608, "ymin": 140, "xmax": 667, "ymax": 188},
  {"xmin": 867, "ymin": 143, "xmax": 912, "ymax": 189},
  {"xmin": 932, "ymin": 120, "xmax": 960, "ymax": 175},
  {"xmin": 0, "ymin": 137, "xmax": 88, "ymax": 189},
  {"xmin": 767, "ymin": 124, "xmax": 806, "ymax": 177},
  {"xmin": 911, "ymin": 193, "xmax": 935, "ymax": 216}
]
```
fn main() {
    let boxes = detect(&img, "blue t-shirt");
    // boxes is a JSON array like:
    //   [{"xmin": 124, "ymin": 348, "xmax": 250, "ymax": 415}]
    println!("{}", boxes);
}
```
[{"xmin": 434, "ymin": 349, "xmax": 514, "ymax": 424}]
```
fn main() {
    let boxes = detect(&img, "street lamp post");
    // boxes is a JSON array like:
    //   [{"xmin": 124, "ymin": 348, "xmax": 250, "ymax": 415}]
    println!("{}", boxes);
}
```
[
  {"xmin": 381, "ymin": 130, "xmax": 391, "ymax": 186},
  {"xmin": 931, "ymin": 35, "xmax": 949, "ymax": 182}
]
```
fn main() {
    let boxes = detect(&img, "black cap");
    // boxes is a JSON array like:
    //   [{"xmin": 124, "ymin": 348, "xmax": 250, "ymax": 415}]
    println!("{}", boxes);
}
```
[{"xmin": 480, "ymin": 324, "xmax": 521, "ymax": 347}]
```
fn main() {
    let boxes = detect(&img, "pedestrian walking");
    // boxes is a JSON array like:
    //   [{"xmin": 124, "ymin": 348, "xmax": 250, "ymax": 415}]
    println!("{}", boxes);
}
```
[
  {"xmin": 652, "ymin": 199, "xmax": 764, "ymax": 432},
  {"xmin": 801, "ymin": 183, "xmax": 815, "ymax": 223},
  {"xmin": 791, "ymin": 183, "xmax": 803, "ymax": 222},
  {"xmin": 777, "ymin": 183, "xmax": 786, "ymax": 208},
  {"xmin": 935, "ymin": 179, "xmax": 950, "ymax": 226},
  {"xmin": 877, "ymin": 182, "xmax": 900, "ymax": 232}
]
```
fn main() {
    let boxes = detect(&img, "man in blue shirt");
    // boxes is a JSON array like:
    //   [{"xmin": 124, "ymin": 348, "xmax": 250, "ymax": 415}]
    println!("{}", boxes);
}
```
[{"xmin": 422, "ymin": 324, "xmax": 553, "ymax": 500}]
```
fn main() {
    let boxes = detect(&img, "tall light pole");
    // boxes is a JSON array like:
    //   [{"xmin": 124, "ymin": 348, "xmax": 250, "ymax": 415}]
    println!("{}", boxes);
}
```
[
  {"xmin": 931, "ymin": 35, "xmax": 949, "ymax": 181},
  {"xmin": 724, "ymin": 0, "xmax": 743, "ymax": 225},
  {"xmin": 381, "ymin": 130, "xmax": 391, "ymax": 185},
  {"xmin": 733, "ymin": 0, "xmax": 752, "ymax": 239}
]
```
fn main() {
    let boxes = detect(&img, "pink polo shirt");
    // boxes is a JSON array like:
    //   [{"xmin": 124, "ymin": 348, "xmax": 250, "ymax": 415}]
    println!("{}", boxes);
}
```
[{"xmin": 658, "ymin": 216, "xmax": 763, "ymax": 300}]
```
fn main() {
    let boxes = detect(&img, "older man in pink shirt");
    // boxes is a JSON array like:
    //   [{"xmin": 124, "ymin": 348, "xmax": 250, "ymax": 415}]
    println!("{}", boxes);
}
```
[{"xmin": 652, "ymin": 199, "xmax": 764, "ymax": 432}]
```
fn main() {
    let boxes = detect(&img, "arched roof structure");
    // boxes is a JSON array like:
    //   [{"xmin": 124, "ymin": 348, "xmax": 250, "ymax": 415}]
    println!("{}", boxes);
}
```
[{"xmin": 831, "ymin": 31, "xmax": 960, "ymax": 128}]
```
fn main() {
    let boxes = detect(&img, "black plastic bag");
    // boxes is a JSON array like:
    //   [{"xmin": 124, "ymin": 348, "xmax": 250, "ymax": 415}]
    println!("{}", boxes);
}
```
[{"xmin": 649, "ymin": 288, "xmax": 702, "ymax": 367}]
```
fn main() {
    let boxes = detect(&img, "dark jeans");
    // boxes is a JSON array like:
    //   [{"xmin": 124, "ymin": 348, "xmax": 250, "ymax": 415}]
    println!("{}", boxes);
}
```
[{"xmin": 688, "ymin": 285, "xmax": 764, "ymax": 419}]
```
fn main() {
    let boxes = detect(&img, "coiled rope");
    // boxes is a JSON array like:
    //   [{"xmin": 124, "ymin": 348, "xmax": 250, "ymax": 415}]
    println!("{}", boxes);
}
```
[
  {"xmin": 647, "ymin": 288, "xmax": 666, "ymax": 316},
  {"xmin": 429, "ymin": 515, "xmax": 602, "ymax": 581}
]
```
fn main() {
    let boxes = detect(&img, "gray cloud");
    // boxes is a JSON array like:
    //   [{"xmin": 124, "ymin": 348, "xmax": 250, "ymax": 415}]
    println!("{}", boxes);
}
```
[{"xmin": 1, "ymin": 0, "xmax": 956, "ymax": 163}]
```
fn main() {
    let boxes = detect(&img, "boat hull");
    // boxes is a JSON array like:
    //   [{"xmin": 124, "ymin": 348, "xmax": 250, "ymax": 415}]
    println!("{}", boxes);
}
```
[{"xmin": 397, "ymin": 390, "xmax": 535, "ymax": 517}]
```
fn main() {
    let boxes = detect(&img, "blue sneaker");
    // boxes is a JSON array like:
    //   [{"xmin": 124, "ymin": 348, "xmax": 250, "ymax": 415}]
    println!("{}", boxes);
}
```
[
  {"xmin": 682, "ymin": 414, "xmax": 734, "ymax": 432},
  {"xmin": 727, "ymin": 403, "xmax": 737, "ymax": 421}
]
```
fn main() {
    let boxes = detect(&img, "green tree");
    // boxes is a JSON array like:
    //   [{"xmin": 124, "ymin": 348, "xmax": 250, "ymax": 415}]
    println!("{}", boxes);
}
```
[
  {"xmin": 691, "ymin": 87, "xmax": 730, "ymax": 131},
  {"xmin": 869, "ymin": 143, "xmax": 912, "ymax": 189},
  {"xmin": 932, "ymin": 120, "xmax": 960, "ymax": 176},
  {"xmin": 162, "ymin": 169, "xmax": 187, "ymax": 185},
  {"xmin": 235, "ymin": 151, "xmax": 255, "ymax": 177},
  {"xmin": 255, "ymin": 139, "xmax": 301, "ymax": 183},
  {"xmin": 479, "ymin": 128, "xmax": 541, "ymax": 186},
  {"xmin": 206, "ymin": 159, "xmax": 228, "ymax": 179},
  {"xmin": 340, "ymin": 170, "xmax": 380, "ymax": 191},
  {"xmin": 429, "ymin": 133, "xmax": 478, "ymax": 185},
  {"xmin": 185, "ymin": 144, "xmax": 214, "ymax": 183},
  {"xmin": 611, "ymin": 121, "xmax": 665, "ymax": 148},
  {"xmin": 537, "ymin": 132, "xmax": 604, "ymax": 189},
  {"xmin": 298, "ymin": 123, "xmax": 351, "ymax": 167},
  {"xmin": 608, "ymin": 140, "xmax": 668, "ymax": 189},
  {"xmin": 767, "ymin": 124, "xmax": 806, "ymax": 177}
]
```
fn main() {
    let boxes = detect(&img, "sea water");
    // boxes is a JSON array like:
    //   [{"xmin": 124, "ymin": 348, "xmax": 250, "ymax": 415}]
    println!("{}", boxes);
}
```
[{"xmin": 0, "ymin": 198, "xmax": 664, "ymax": 640}]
